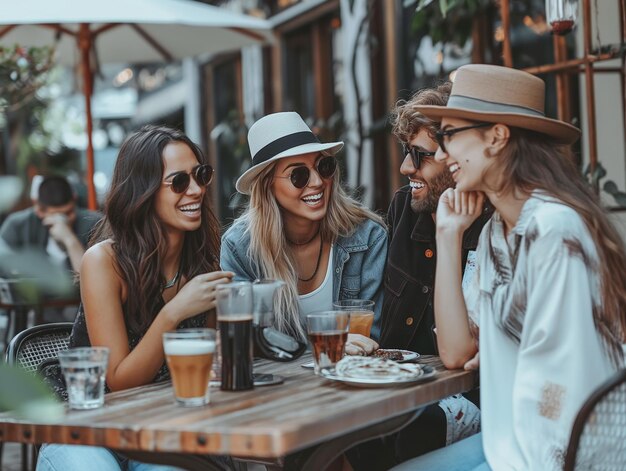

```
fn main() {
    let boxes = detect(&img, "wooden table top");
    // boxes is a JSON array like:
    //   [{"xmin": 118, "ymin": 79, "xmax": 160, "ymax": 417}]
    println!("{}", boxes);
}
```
[{"xmin": 0, "ymin": 355, "xmax": 477, "ymax": 460}]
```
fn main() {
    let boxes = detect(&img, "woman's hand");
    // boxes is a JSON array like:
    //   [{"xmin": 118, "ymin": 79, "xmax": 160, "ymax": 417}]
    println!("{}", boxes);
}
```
[
  {"xmin": 167, "ymin": 271, "xmax": 234, "ymax": 322},
  {"xmin": 436, "ymin": 188, "xmax": 485, "ymax": 236},
  {"xmin": 345, "ymin": 334, "xmax": 379, "ymax": 356},
  {"xmin": 464, "ymin": 351, "xmax": 480, "ymax": 370}
]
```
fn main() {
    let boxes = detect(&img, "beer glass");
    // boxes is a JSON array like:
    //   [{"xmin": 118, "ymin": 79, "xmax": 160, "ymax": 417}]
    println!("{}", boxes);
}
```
[
  {"xmin": 163, "ymin": 329, "xmax": 215, "ymax": 407},
  {"xmin": 306, "ymin": 311, "xmax": 350, "ymax": 375},
  {"xmin": 216, "ymin": 282, "xmax": 254, "ymax": 391},
  {"xmin": 332, "ymin": 299, "xmax": 375, "ymax": 337}
]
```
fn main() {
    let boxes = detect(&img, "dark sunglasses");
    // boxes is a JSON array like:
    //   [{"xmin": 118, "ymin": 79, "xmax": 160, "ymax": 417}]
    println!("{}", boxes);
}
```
[
  {"xmin": 402, "ymin": 143, "xmax": 436, "ymax": 170},
  {"xmin": 435, "ymin": 123, "xmax": 492, "ymax": 153},
  {"xmin": 163, "ymin": 164, "xmax": 214, "ymax": 194},
  {"xmin": 275, "ymin": 156, "xmax": 338, "ymax": 189}
]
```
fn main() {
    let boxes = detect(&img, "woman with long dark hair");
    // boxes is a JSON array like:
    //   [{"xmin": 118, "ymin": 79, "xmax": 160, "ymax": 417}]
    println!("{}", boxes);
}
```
[
  {"xmin": 38, "ymin": 125, "xmax": 232, "ymax": 470},
  {"xmin": 392, "ymin": 64, "xmax": 626, "ymax": 470}
]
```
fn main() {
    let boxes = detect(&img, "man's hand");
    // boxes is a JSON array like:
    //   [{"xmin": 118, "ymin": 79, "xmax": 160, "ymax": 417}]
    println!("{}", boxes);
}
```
[
  {"xmin": 43, "ymin": 214, "xmax": 77, "ymax": 248},
  {"xmin": 345, "ymin": 334, "xmax": 378, "ymax": 356}
]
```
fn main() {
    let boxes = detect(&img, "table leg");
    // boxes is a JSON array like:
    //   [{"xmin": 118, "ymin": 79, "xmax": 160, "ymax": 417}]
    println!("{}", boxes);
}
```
[
  {"xmin": 271, "ymin": 408, "xmax": 426, "ymax": 471},
  {"xmin": 117, "ymin": 450, "xmax": 242, "ymax": 471}
]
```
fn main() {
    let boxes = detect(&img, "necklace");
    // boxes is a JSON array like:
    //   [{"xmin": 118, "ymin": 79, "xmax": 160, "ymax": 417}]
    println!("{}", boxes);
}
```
[
  {"xmin": 298, "ymin": 236, "xmax": 324, "ymax": 282},
  {"xmin": 287, "ymin": 227, "xmax": 320, "ymax": 246},
  {"xmin": 162, "ymin": 269, "xmax": 180, "ymax": 290}
]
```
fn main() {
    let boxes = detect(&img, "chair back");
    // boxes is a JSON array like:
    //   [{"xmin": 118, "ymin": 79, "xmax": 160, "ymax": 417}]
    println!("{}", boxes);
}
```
[
  {"xmin": 5, "ymin": 322, "xmax": 74, "ymax": 373},
  {"xmin": 563, "ymin": 368, "xmax": 626, "ymax": 471}
]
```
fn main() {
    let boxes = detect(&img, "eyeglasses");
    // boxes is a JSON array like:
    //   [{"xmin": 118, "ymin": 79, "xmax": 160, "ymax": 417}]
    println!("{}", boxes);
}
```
[
  {"xmin": 275, "ymin": 156, "xmax": 338, "ymax": 189},
  {"xmin": 435, "ymin": 123, "xmax": 492, "ymax": 153},
  {"xmin": 163, "ymin": 164, "xmax": 214, "ymax": 194},
  {"xmin": 402, "ymin": 143, "xmax": 436, "ymax": 170}
]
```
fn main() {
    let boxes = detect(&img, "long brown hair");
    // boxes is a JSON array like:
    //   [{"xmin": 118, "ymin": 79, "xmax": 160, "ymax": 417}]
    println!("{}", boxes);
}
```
[
  {"xmin": 90, "ymin": 125, "xmax": 221, "ymax": 335},
  {"xmin": 495, "ymin": 128, "xmax": 626, "ymax": 366}
]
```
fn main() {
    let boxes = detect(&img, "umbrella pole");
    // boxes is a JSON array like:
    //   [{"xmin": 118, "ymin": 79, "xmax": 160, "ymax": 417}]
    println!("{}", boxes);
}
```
[{"xmin": 79, "ymin": 24, "xmax": 97, "ymax": 210}]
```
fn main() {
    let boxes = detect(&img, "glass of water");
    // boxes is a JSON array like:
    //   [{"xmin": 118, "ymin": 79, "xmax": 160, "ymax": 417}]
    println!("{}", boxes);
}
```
[{"xmin": 58, "ymin": 347, "xmax": 109, "ymax": 410}]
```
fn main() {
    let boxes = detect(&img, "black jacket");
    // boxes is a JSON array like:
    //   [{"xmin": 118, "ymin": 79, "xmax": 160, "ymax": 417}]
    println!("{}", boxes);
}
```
[{"xmin": 379, "ymin": 186, "xmax": 491, "ymax": 353}]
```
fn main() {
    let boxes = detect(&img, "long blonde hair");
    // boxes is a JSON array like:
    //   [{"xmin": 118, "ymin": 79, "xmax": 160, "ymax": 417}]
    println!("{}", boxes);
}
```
[
  {"xmin": 496, "ymin": 128, "xmax": 626, "ymax": 367},
  {"xmin": 237, "ymin": 158, "xmax": 384, "ymax": 340}
]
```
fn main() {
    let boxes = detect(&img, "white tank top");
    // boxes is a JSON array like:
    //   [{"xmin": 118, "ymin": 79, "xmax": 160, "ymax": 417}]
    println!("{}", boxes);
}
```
[{"xmin": 298, "ymin": 244, "xmax": 334, "ymax": 319}]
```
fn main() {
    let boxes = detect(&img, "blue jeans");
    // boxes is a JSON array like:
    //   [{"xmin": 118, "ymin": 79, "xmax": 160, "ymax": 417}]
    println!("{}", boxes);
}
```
[
  {"xmin": 37, "ymin": 444, "xmax": 184, "ymax": 471},
  {"xmin": 390, "ymin": 433, "xmax": 490, "ymax": 471}
]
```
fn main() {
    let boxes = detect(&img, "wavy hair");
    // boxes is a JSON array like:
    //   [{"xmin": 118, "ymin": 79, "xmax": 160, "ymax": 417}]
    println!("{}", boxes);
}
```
[
  {"xmin": 90, "ymin": 125, "xmax": 221, "ymax": 335},
  {"xmin": 494, "ymin": 128, "xmax": 626, "ymax": 366},
  {"xmin": 390, "ymin": 82, "xmax": 452, "ymax": 143},
  {"xmin": 236, "ymin": 159, "xmax": 384, "ymax": 340}
]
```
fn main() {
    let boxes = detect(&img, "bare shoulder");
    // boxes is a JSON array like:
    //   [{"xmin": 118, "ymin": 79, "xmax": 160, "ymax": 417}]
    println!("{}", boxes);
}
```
[
  {"xmin": 81, "ymin": 240, "xmax": 124, "ymax": 292},
  {"xmin": 83, "ymin": 240, "xmax": 117, "ymax": 268}
]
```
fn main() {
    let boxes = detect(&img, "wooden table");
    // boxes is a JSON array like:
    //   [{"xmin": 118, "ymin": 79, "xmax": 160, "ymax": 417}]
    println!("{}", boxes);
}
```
[{"xmin": 0, "ymin": 355, "xmax": 477, "ymax": 470}]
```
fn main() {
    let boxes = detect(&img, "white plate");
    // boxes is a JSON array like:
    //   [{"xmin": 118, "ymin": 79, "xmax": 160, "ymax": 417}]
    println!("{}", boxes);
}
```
[
  {"xmin": 320, "ymin": 365, "xmax": 436, "ymax": 388},
  {"xmin": 372, "ymin": 349, "xmax": 420, "ymax": 362}
]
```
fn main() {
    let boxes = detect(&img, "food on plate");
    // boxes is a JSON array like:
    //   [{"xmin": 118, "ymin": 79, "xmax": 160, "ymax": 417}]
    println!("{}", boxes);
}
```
[
  {"xmin": 335, "ymin": 355, "xmax": 424, "ymax": 380},
  {"xmin": 371, "ymin": 349, "xmax": 404, "ymax": 361}
]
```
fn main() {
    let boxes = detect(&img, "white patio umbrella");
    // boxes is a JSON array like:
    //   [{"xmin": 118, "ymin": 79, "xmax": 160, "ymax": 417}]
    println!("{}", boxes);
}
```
[{"xmin": 0, "ymin": 0, "xmax": 272, "ymax": 209}]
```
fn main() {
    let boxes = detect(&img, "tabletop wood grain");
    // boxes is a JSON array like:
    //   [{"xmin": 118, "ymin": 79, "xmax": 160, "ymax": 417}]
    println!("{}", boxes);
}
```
[{"xmin": 0, "ymin": 355, "xmax": 477, "ymax": 460}]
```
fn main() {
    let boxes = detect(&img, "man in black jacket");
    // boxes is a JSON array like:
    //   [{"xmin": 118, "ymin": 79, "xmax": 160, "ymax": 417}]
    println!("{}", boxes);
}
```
[{"xmin": 349, "ymin": 84, "xmax": 490, "ymax": 470}]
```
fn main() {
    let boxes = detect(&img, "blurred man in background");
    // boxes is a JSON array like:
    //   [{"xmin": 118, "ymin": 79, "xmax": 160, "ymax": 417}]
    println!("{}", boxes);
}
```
[{"xmin": 0, "ymin": 175, "xmax": 100, "ymax": 275}]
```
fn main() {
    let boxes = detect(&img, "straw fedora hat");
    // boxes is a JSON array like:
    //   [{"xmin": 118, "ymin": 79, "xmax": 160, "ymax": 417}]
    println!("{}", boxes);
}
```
[
  {"xmin": 236, "ymin": 112, "xmax": 343, "ymax": 194},
  {"xmin": 415, "ymin": 64, "xmax": 580, "ymax": 144}
]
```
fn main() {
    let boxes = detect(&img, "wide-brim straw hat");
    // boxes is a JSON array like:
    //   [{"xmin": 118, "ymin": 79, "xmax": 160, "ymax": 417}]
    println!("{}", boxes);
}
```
[
  {"xmin": 236, "ymin": 112, "xmax": 344, "ymax": 194},
  {"xmin": 415, "ymin": 64, "xmax": 580, "ymax": 144}
]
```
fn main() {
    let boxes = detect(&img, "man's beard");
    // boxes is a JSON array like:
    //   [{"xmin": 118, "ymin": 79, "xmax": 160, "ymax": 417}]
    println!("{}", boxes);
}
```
[{"xmin": 410, "ymin": 169, "xmax": 455, "ymax": 214}]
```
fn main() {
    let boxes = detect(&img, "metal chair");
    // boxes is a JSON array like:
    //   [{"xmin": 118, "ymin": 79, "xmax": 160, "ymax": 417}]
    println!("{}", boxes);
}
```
[
  {"xmin": 563, "ymin": 368, "xmax": 626, "ymax": 471},
  {"xmin": 4, "ymin": 322, "xmax": 73, "ymax": 471}
]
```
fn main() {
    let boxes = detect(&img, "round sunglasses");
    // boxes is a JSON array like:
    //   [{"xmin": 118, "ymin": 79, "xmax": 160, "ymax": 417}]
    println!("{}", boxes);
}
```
[
  {"xmin": 275, "ymin": 156, "xmax": 337, "ymax": 189},
  {"xmin": 163, "ymin": 164, "xmax": 214, "ymax": 194},
  {"xmin": 402, "ymin": 143, "xmax": 436, "ymax": 170}
]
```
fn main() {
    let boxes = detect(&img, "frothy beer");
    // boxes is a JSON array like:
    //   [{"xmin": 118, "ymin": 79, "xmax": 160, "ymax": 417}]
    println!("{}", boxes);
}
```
[{"xmin": 164, "ymin": 339, "xmax": 215, "ymax": 400}]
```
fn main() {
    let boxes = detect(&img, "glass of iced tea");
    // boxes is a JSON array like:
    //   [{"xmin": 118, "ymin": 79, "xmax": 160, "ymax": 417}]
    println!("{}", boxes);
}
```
[
  {"xmin": 163, "ymin": 328, "xmax": 216, "ymax": 407},
  {"xmin": 306, "ymin": 310, "xmax": 350, "ymax": 375},
  {"xmin": 333, "ymin": 299, "xmax": 375, "ymax": 337}
]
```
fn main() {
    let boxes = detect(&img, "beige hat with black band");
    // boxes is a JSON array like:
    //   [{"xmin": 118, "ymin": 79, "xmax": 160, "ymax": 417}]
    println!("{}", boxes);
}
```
[
  {"xmin": 236, "ymin": 112, "xmax": 344, "ymax": 194},
  {"xmin": 415, "ymin": 64, "xmax": 580, "ymax": 144}
]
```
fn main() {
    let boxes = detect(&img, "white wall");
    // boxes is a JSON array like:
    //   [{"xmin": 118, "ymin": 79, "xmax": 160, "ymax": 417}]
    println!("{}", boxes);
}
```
[{"xmin": 577, "ymin": 1, "xmax": 626, "ymax": 208}]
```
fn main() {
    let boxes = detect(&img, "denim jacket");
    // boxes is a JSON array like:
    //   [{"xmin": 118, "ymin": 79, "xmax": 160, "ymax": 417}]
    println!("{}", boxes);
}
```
[{"xmin": 220, "ymin": 218, "xmax": 388, "ymax": 340}]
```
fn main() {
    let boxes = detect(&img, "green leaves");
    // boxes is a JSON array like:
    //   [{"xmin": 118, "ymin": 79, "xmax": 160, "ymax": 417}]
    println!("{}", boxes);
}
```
[
  {"xmin": 0, "ymin": 363, "xmax": 63, "ymax": 420},
  {"xmin": 0, "ymin": 44, "xmax": 55, "ymax": 113},
  {"xmin": 413, "ymin": 0, "xmax": 492, "ymax": 47}
]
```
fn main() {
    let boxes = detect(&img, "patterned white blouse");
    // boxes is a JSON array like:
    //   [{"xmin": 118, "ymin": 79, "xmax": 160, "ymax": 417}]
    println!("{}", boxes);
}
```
[{"xmin": 464, "ymin": 191, "xmax": 623, "ymax": 470}]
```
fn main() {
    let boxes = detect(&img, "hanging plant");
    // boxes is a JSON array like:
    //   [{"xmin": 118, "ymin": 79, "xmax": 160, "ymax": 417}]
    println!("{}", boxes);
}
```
[
  {"xmin": 0, "ymin": 45, "xmax": 55, "ymax": 114},
  {"xmin": 413, "ymin": 0, "xmax": 493, "ymax": 47}
]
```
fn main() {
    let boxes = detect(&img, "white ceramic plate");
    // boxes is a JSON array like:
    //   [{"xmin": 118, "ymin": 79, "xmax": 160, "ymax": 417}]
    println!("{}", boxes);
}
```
[{"xmin": 320, "ymin": 365, "xmax": 436, "ymax": 388}]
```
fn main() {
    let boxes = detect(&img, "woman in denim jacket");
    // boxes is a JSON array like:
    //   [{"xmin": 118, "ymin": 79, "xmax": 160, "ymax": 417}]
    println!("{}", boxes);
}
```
[{"xmin": 221, "ymin": 112, "xmax": 387, "ymax": 350}]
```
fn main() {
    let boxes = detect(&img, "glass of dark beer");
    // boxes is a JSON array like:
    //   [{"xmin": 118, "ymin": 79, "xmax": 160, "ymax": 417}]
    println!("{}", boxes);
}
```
[
  {"xmin": 306, "ymin": 310, "xmax": 350, "ymax": 375},
  {"xmin": 215, "ymin": 282, "xmax": 254, "ymax": 391}
]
